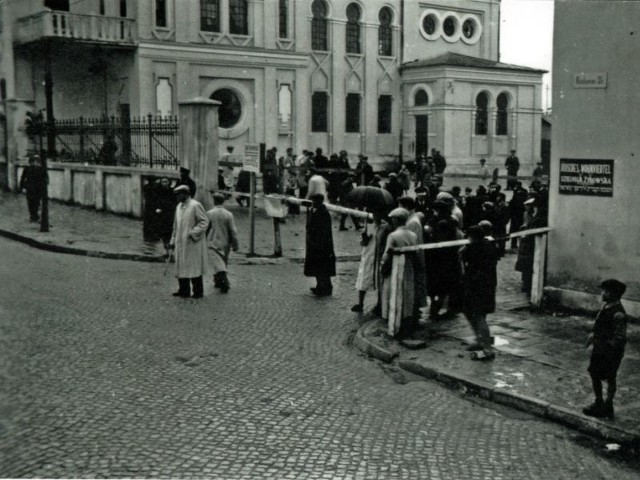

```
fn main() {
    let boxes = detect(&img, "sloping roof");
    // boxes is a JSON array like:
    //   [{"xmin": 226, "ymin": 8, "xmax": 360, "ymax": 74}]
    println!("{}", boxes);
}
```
[{"xmin": 401, "ymin": 52, "xmax": 548, "ymax": 74}]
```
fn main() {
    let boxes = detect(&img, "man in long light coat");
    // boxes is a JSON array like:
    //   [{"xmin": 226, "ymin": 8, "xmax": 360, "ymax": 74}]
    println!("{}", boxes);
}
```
[
  {"xmin": 206, "ymin": 193, "xmax": 239, "ymax": 294},
  {"xmin": 169, "ymin": 185, "xmax": 209, "ymax": 298}
]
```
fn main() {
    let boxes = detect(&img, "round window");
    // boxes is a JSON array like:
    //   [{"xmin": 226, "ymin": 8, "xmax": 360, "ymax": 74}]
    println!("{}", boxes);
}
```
[
  {"xmin": 443, "ymin": 16, "xmax": 456, "ymax": 37},
  {"xmin": 462, "ymin": 19, "xmax": 476, "ymax": 39},
  {"xmin": 210, "ymin": 88, "xmax": 242, "ymax": 129},
  {"xmin": 422, "ymin": 14, "xmax": 437, "ymax": 35}
]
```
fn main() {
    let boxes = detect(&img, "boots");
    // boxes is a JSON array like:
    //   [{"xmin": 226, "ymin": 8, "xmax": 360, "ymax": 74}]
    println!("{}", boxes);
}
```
[
  {"xmin": 603, "ymin": 400, "xmax": 615, "ymax": 420},
  {"xmin": 582, "ymin": 399, "xmax": 605, "ymax": 418}
]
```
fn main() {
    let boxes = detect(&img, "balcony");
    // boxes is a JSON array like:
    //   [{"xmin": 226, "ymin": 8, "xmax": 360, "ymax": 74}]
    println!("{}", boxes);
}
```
[{"xmin": 14, "ymin": 11, "xmax": 136, "ymax": 47}]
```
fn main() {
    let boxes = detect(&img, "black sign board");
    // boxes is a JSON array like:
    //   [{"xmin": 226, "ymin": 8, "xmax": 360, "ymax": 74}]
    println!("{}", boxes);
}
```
[{"xmin": 559, "ymin": 158, "xmax": 614, "ymax": 197}]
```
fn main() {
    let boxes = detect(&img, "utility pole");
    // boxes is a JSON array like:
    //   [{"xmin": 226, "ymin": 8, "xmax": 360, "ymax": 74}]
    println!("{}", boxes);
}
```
[{"xmin": 41, "ymin": 41, "xmax": 55, "ymax": 232}]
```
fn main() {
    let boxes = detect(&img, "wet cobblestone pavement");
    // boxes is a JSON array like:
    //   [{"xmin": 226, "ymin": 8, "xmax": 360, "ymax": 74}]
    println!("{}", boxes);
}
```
[{"xmin": 1, "ymin": 238, "xmax": 639, "ymax": 479}]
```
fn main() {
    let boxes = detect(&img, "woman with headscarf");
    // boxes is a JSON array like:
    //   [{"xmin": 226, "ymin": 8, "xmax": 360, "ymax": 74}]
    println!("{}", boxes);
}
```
[{"xmin": 380, "ymin": 208, "xmax": 417, "ymax": 337}]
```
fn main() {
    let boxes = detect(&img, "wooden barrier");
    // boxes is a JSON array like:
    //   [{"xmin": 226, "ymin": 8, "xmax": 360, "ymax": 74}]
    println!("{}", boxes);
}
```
[{"xmin": 385, "ymin": 227, "xmax": 551, "ymax": 336}]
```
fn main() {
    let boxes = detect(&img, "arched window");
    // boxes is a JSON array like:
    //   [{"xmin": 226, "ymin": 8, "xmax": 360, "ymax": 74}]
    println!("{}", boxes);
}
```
[
  {"xmin": 346, "ymin": 3, "xmax": 361, "ymax": 54},
  {"xmin": 496, "ymin": 92, "xmax": 509, "ymax": 136},
  {"xmin": 229, "ymin": 0, "xmax": 248, "ymax": 35},
  {"xmin": 279, "ymin": 0, "xmax": 288, "ymax": 39},
  {"xmin": 311, "ymin": 91, "xmax": 328, "ymax": 132},
  {"xmin": 311, "ymin": 0, "xmax": 328, "ymax": 51},
  {"xmin": 475, "ymin": 92, "xmax": 489, "ymax": 135},
  {"xmin": 414, "ymin": 90, "xmax": 429, "ymax": 107},
  {"xmin": 378, "ymin": 7, "xmax": 393, "ymax": 56},
  {"xmin": 378, "ymin": 95, "xmax": 392, "ymax": 133},
  {"xmin": 346, "ymin": 93, "xmax": 361, "ymax": 132},
  {"xmin": 201, "ymin": 0, "xmax": 220, "ymax": 33}
]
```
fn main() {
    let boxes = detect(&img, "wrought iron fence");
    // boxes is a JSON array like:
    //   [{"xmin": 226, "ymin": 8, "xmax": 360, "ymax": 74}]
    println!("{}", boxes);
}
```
[{"xmin": 49, "ymin": 114, "xmax": 179, "ymax": 169}]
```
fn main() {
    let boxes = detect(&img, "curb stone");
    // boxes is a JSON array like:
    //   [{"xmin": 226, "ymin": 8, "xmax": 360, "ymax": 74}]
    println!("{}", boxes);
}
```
[
  {"xmin": 0, "ymin": 227, "xmax": 362, "ymax": 264},
  {"xmin": 355, "ymin": 320, "xmax": 640, "ymax": 446}
]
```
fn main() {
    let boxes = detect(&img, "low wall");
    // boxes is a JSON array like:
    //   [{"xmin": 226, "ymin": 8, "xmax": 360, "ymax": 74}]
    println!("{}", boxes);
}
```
[{"xmin": 14, "ymin": 161, "xmax": 180, "ymax": 218}]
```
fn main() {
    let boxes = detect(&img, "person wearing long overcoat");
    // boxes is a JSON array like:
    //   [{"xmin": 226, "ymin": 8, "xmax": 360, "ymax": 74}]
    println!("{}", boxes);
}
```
[
  {"xmin": 460, "ymin": 226, "xmax": 498, "ymax": 353},
  {"xmin": 206, "ymin": 193, "xmax": 239, "ymax": 294},
  {"xmin": 304, "ymin": 194, "xmax": 336, "ymax": 296},
  {"xmin": 19, "ymin": 155, "xmax": 48, "ymax": 222},
  {"xmin": 170, "ymin": 185, "xmax": 209, "ymax": 298}
]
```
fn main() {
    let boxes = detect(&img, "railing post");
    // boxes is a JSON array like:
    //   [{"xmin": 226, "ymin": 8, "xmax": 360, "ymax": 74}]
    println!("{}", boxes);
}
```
[
  {"xmin": 387, "ymin": 254, "xmax": 402, "ymax": 336},
  {"xmin": 79, "ymin": 116, "xmax": 85, "ymax": 162},
  {"xmin": 531, "ymin": 233, "xmax": 548, "ymax": 307},
  {"xmin": 147, "ymin": 113, "xmax": 153, "ymax": 169}
]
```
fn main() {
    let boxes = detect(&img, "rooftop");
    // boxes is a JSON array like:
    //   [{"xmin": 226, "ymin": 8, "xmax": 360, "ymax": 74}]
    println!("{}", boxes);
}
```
[{"xmin": 401, "ymin": 52, "xmax": 548, "ymax": 74}]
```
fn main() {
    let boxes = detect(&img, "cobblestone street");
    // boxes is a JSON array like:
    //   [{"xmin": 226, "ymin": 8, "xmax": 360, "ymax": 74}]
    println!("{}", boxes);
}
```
[{"xmin": 0, "ymin": 238, "xmax": 637, "ymax": 479}]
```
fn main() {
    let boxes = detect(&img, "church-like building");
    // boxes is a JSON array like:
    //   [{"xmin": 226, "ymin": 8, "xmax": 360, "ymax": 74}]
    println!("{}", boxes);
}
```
[{"xmin": 1, "ymin": 0, "xmax": 545, "ymax": 174}]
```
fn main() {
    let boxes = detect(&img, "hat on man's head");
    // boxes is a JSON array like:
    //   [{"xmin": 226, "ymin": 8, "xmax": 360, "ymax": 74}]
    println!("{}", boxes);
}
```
[
  {"xmin": 309, "ymin": 193, "xmax": 325, "ymax": 202},
  {"xmin": 398, "ymin": 196, "xmax": 415, "ymax": 210},
  {"xmin": 467, "ymin": 225, "xmax": 485, "ymax": 241},
  {"xmin": 388, "ymin": 207, "xmax": 410, "ymax": 223},
  {"xmin": 173, "ymin": 185, "xmax": 190, "ymax": 194},
  {"xmin": 600, "ymin": 279, "xmax": 626, "ymax": 298},
  {"xmin": 414, "ymin": 186, "xmax": 428, "ymax": 194},
  {"xmin": 180, "ymin": 167, "xmax": 190, "ymax": 174},
  {"xmin": 358, "ymin": 154, "xmax": 368, "ymax": 160},
  {"xmin": 431, "ymin": 200, "xmax": 450, "ymax": 210},
  {"xmin": 212, "ymin": 192, "xmax": 226, "ymax": 202}
]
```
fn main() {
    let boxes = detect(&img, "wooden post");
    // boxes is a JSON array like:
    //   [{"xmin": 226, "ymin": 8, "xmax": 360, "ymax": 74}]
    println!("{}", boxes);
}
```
[
  {"xmin": 249, "ymin": 172, "xmax": 256, "ymax": 256},
  {"xmin": 531, "ymin": 233, "xmax": 548, "ymax": 307},
  {"xmin": 273, "ymin": 217, "xmax": 282, "ymax": 257},
  {"xmin": 178, "ymin": 97, "xmax": 221, "ymax": 211}
]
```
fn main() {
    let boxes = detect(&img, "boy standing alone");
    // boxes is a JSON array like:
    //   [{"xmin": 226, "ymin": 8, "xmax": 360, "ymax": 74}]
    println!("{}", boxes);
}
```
[{"xmin": 583, "ymin": 279, "xmax": 628, "ymax": 420}]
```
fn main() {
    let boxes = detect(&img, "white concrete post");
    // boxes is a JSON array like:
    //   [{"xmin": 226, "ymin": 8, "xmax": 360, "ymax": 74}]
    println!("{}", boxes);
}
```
[
  {"xmin": 531, "ymin": 233, "xmax": 548, "ymax": 307},
  {"xmin": 178, "ymin": 97, "xmax": 221, "ymax": 211}
]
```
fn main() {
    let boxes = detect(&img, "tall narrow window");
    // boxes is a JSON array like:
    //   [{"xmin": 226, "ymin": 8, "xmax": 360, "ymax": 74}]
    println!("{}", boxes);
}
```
[
  {"xmin": 278, "ymin": 84, "xmax": 292, "ymax": 128},
  {"xmin": 311, "ymin": 92, "xmax": 328, "ymax": 132},
  {"xmin": 44, "ymin": 0, "xmax": 70, "ymax": 11},
  {"xmin": 156, "ymin": 78, "xmax": 173, "ymax": 117},
  {"xmin": 378, "ymin": 7, "xmax": 393, "ymax": 56},
  {"xmin": 311, "ymin": 0, "xmax": 328, "ymax": 51},
  {"xmin": 378, "ymin": 95, "xmax": 392, "ymax": 134},
  {"xmin": 346, "ymin": 93, "xmax": 361, "ymax": 133},
  {"xmin": 279, "ymin": 0, "xmax": 288, "ymax": 39},
  {"xmin": 496, "ymin": 92, "xmax": 509, "ymax": 136},
  {"xmin": 201, "ymin": 0, "xmax": 220, "ymax": 32},
  {"xmin": 155, "ymin": 0, "xmax": 168, "ymax": 27},
  {"xmin": 475, "ymin": 92, "xmax": 489, "ymax": 135},
  {"xmin": 229, "ymin": 0, "xmax": 248, "ymax": 35},
  {"xmin": 120, "ymin": 0, "xmax": 127, "ymax": 17},
  {"xmin": 99, "ymin": 0, "xmax": 105, "ymax": 15},
  {"xmin": 346, "ymin": 3, "xmax": 361, "ymax": 54}
]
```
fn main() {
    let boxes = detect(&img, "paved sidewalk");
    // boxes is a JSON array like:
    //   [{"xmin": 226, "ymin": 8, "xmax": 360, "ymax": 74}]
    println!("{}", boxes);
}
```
[
  {"xmin": 0, "ymin": 191, "xmax": 364, "ymax": 262},
  {"xmin": 355, "ymin": 307, "xmax": 640, "ymax": 445}
]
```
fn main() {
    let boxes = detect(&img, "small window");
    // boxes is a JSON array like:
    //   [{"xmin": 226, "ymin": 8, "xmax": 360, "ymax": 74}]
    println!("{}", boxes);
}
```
[
  {"xmin": 312, "ymin": 92, "xmax": 328, "ymax": 132},
  {"xmin": 156, "ymin": 78, "xmax": 173, "ymax": 117},
  {"xmin": 279, "ymin": 0, "xmax": 288, "ymax": 39},
  {"xmin": 229, "ymin": 0, "xmax": 248, "ymax": 35},
  {"xmin": 155, "ymin": 0, "xmax": 168, "ymax": 28},
  {"xmin": 0, "ymin": 79, "xmax": 7, "ymax": 100},
  {"xmin": 99, "ymin": 0, "xmax": 105, "ymax": 15},
  {"xmin": 463, "ymin": 19, "xmax": 476, "ymax": 39},
  {"xmin": 201, "ymin": 0, "xmax": 220, "ymax": 33},
  {"xmin": 496, "ymin": 92, "xmax": 509, "ymax": 136},
  {"xmin": 311, "ymin": 0, "xmax": 328, "ymax": 51},
  {"xmin": 378, "ymin": 7, "xmax": 393, "ymax": 56},
  {"xmin": 475, "ymin": 92, "xmax": 489, "ymax": 135},
  {"xmin": 443, "ymin": 16, "xmax": 456, "ymax": 37},
  {"xmin": 422, "ymin": 14, "xmax": 437, "ymax": 35},
  {"xmin": 378, "ymin": 95, "xmax": 392, "ymax": 134},
  {"xmin": 346, "ymin": 93, "xmax": 361, "ymax": 133},
  {"xmin": 346, "ymin": 3, "xmax": 361, "ymax": 54},
  {"xmin": 414, "ymin": 90, "xmax": 429, "ymax": 106},
  {"xmin": 44, "ymin": 0, "xmax": 70, "ymax": 11},
  {"xmin": 120, "ymin": 0, "xmax": 127, "ymax": 17}
]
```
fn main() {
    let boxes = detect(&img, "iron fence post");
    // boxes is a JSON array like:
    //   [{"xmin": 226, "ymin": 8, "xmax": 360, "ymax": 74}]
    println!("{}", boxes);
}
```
[{"xmin": 148, "ymin": 113, "xmax": 153, "ymax": 169}]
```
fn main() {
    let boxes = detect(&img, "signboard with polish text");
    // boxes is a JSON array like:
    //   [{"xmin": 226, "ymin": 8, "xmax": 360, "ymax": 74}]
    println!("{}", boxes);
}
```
[
  {"xmin": 243, "ymin": 144, "xmax": 260, "ymax": 173},
  {"xmin": 559, "ymin": 158, "xmax": 614, "ymax": 197}
]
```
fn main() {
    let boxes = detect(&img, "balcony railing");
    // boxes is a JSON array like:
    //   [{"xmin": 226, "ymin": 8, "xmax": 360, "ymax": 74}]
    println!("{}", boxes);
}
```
[{"xmin": 14, "ymin": 11, "xmax": 136, "ymax": 46}]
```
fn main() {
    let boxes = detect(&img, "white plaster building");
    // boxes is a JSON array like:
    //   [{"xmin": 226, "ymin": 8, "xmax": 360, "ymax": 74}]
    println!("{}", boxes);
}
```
[
  {"xmin": 0, "ymin": 0, "xmax": 545, "ymax": 180},
  {"xmin": 546, "ymin": 1, "xmax": 640, "ymax": 316}
]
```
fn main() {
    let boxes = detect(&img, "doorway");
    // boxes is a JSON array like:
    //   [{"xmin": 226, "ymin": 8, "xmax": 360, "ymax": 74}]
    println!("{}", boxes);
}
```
[{"xmin": 415, "ymin": 115, "xmax": 428, "ymax": 157}]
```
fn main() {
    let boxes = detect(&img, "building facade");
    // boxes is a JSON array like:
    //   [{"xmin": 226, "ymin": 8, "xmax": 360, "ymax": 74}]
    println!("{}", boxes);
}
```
[
  {"xmin": 547, "ymin": 1, "xmax": 640, "ymax": 316},
  {"xmin": 1, "ymin": 0, "xmax": 545, "ymax": 181}
]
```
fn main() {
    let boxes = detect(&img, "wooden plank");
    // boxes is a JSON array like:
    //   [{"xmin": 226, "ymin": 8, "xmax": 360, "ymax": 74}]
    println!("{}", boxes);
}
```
[{"xmin": 531, "ymin": 233, "xmax": 548, "ymax": 307}]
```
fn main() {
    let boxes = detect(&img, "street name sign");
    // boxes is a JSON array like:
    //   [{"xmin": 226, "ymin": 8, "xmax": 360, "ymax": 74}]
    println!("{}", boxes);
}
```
[{"xmin": 243, "ymin": 144, "xmax": 260, "ymax": 173}]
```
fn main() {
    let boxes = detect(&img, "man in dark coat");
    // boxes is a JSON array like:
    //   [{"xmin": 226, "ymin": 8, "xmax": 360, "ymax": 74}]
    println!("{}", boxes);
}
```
[
  {"xmin": 504, "ymin": 150, "xmax": 520, "ymax": 190},
  {"xmin": 354, "ymin": 155, "xmax": 374, "ymax": 186},
  {"xmin": 583, "ymin": 279, "xmax": 628, "ymax": 420},
  {"xmin": 304, "ymin": 193, "xmax": 336, "ymax": 296},
  {"xmin": 313, "ymin": 148, "xmax": 329, "ymax": 172},
  {"xmin": 175, "ymin": 167, "xmax": 197, "ymax": 197},
  {"xmin": 460, "ymin": 225, "xmax": 498, "ymax": 357},
  {"xmin": 433, "ymin": 149, "xmax": 447, "ymax": 175},
  {"xmin": 508, "ymin": 183, "xmax": 528, "ymax": 249},
  {"xmin": 384, "ymin": 173, "xmax": 403, "ymax": 204},
  {"xmin": 153, "ymin": 177, "xmax": 178, "ymax": 254},
  {"xmin": 19, "ymin": 155, "xmax": 48, "ymax": 222}
]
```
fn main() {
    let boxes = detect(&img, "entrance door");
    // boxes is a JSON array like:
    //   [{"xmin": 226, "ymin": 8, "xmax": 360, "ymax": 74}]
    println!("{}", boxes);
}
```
[{"xmin": 415, "ymin": 115, "xmax": 428, "ymax": 157}]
